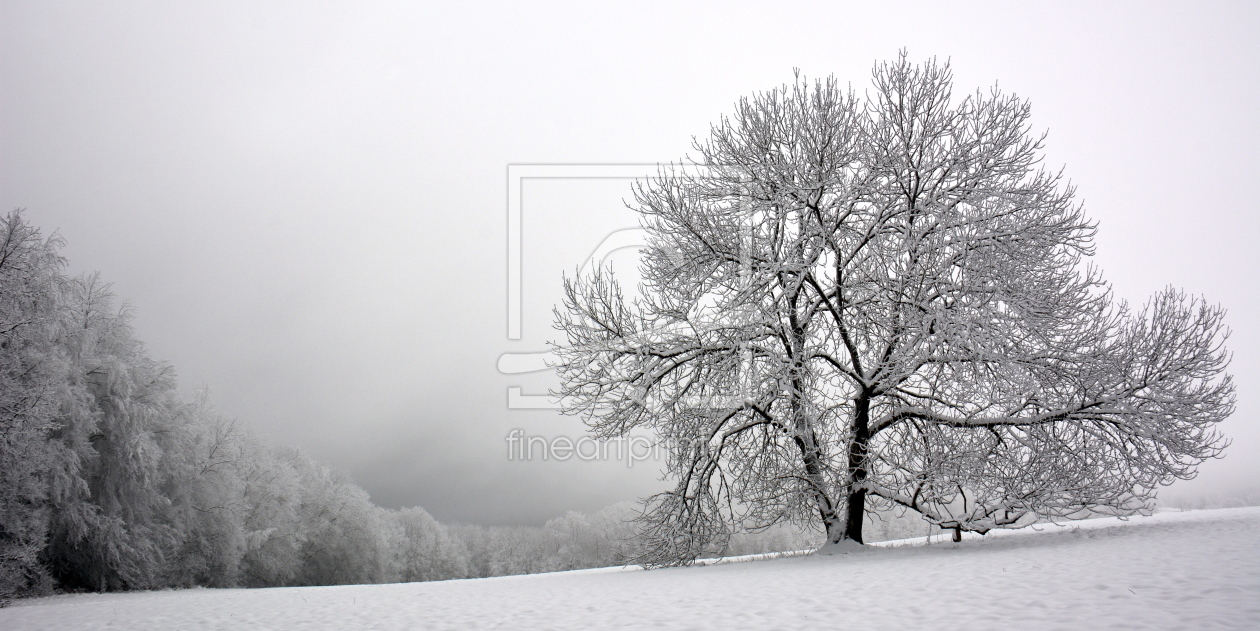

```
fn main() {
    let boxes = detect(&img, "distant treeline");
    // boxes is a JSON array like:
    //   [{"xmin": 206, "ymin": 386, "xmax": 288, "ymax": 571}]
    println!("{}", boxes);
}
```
[
  {"xmin": 0, "ymin": 210, "xmax": 654, "ymax": 602},
  {"xmin": 1, "ymin": 210, "xmax": 954, "ymax": 604}
]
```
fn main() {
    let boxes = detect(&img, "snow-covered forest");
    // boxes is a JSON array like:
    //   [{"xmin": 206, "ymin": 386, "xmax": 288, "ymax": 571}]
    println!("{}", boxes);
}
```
[{"xmin": 0, "ymin": 209, "xmax": 636, "ymax": 600}]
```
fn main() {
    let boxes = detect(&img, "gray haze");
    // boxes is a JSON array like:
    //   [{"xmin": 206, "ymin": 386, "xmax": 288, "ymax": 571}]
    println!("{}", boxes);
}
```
[{"xmin": 1, "ymin": 1, "xmax": 1256, "ymax": 525}]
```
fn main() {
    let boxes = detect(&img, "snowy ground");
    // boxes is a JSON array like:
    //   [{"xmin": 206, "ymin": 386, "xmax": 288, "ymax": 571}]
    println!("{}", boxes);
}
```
[{"xmin": 4, "ymin": 507, "xmax": 1258, "ymax": 630}]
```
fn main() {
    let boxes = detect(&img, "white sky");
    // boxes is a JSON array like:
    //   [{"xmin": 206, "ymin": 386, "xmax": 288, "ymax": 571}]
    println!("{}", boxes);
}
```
[{"xmin": 1, "ymin": 0, "xmax": 1256, "ymax": 525}]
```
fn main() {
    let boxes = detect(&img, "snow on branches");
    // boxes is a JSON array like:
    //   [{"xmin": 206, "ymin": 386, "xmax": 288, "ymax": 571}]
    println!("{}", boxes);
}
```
[{"xmin": 552, "ymin": 54, "xmax": 1234, "ymax": 566}]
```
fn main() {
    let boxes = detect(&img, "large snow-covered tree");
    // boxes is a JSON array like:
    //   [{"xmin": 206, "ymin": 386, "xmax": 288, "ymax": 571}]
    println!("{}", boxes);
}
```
[{"xmin": 552, "ymin": 54, "xmax": 1234, "ymax": 565}]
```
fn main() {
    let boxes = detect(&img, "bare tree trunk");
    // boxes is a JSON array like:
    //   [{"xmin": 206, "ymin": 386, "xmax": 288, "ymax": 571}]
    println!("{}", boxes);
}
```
[
  {"xmin": 823, "ymin": 509, "xmax": 846, "ymax": 544},
  {"xmin": 788, "ymin": 289, "xmax": 849, "ymax": 546},
  {"xmin": 800, "ymin": 441, "xmax": 843, "ymax": 543},
  {"xmin": 842, "ymin": 396, "xmax": 871, "ymax": 544}
]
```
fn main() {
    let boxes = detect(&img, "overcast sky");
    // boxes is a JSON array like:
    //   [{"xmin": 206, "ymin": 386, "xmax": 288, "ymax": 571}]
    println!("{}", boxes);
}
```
[{"xmin": 1, "ymin": 1, "xmax": 1256, "ymax": 525}]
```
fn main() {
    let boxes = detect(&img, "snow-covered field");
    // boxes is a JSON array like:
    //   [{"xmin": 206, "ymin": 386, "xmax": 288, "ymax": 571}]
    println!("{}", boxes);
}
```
[{"xmin": 4, "ymin": 507, "xmax": 1258, "ymax": 630}]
